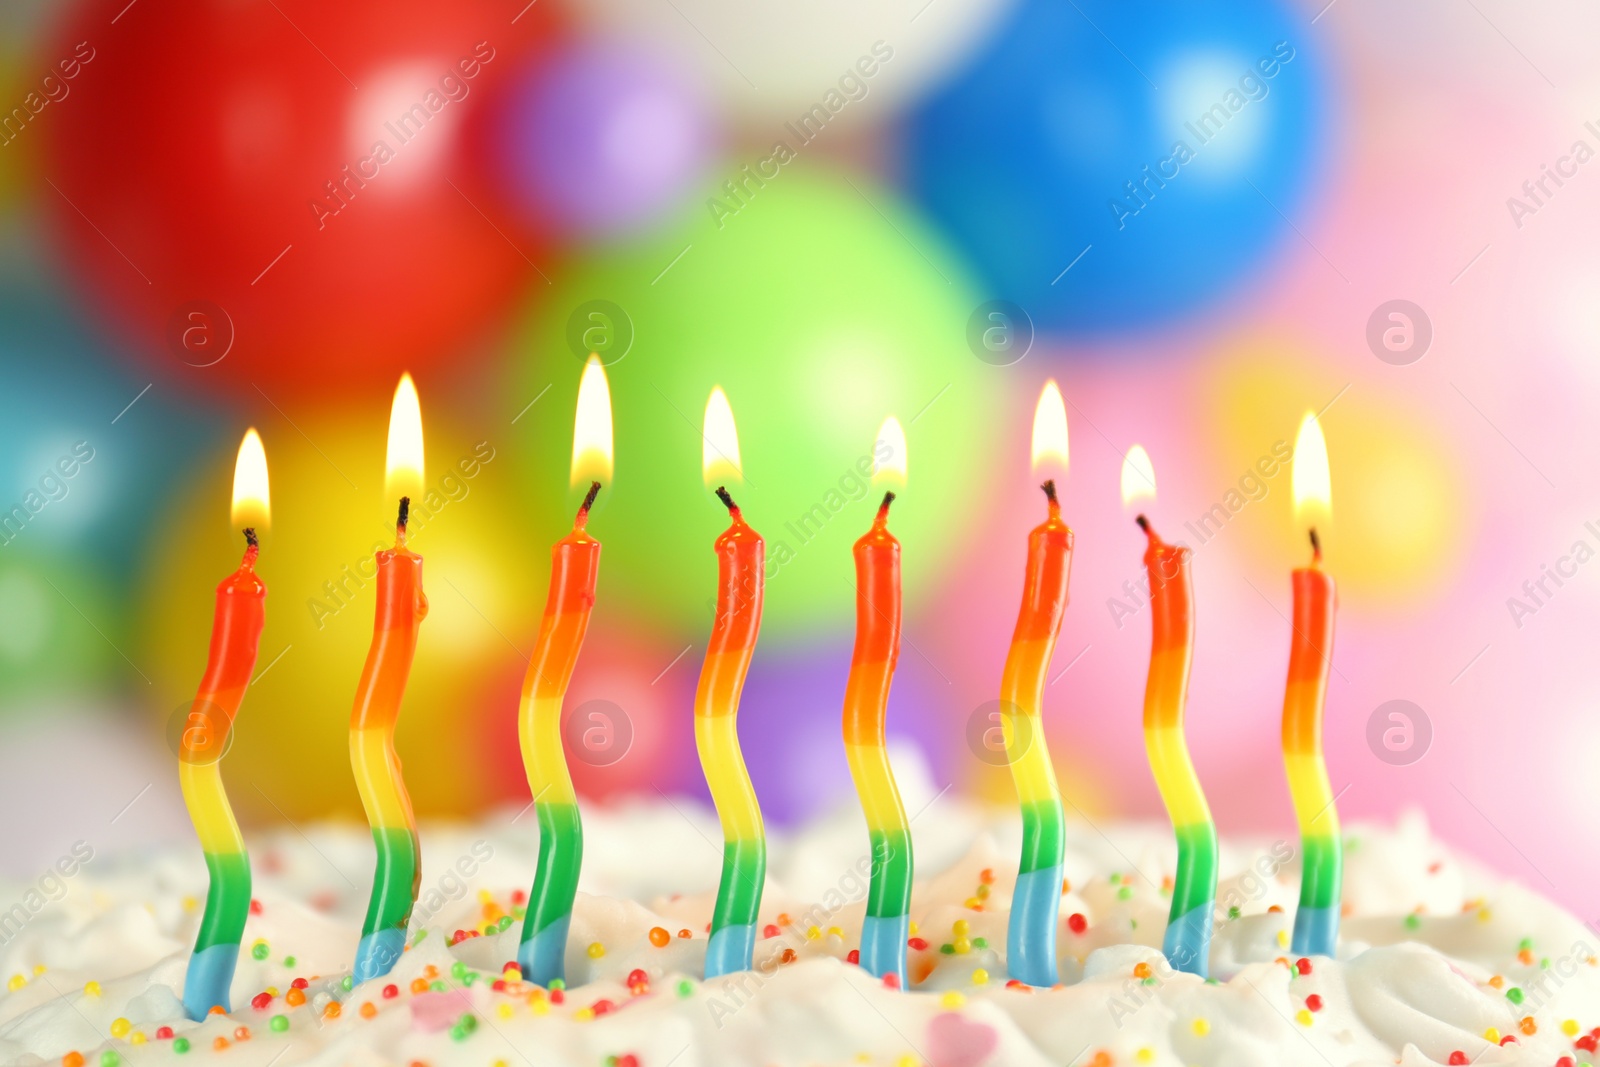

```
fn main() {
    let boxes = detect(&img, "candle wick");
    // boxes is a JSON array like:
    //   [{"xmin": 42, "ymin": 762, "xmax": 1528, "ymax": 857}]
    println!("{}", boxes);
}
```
[
  {"xmin": 879, "ymin": 490, "xmax": 896, "ymax": 514},
  {"xmin": 396, "ymin": 496, "xmax": 411, "ymax": 530},
  {"xmin": 715, "ymin": 485, "xmax": 740, "ymax": 516},
  {"xmin": 1134, "ymin": 514, "xmax": 1151, "ymax": 534},
  {"xmin": 243, "ymin": 527, "xmax": 259, "ymax": 549},
  {"xmin": 1040, "ymin": 479, "xmax": 1057, "ymax": 505},
  {"xmin": 575, "ymin": 480, "xmax": 602, "ymax": 527},
  {"xmin": 1309, "ymin": 527, "xmax": 1322, "ymax": 562}
]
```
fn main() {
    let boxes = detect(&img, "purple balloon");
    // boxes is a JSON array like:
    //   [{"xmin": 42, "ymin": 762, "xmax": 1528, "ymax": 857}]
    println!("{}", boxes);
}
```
[
  {"xmin": 723, "ymin": 639, "xmax": 958, "ymax": 827},
  {"xmin": 499, "ymin": 40, "xmax": 714, "ymax": 237}
]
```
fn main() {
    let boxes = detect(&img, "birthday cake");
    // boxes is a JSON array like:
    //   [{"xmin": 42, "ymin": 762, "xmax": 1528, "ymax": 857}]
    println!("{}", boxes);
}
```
[{"xmin": 0, "ymin": 797, "xmax": 1593, "ymax": 1067}]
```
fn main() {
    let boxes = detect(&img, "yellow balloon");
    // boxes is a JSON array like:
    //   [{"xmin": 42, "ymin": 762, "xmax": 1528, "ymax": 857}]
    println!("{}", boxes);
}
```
[
  {"xmin": 139, "ymin": 403, "xmax": 542, "ymax": 822},
  {"xmin": 1202, "ymin": 337, "xmax": 1466, "ymax": 605}
]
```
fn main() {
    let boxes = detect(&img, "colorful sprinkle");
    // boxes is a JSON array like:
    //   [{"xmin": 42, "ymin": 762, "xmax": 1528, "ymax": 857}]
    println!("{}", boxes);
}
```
[
  {"xmin": 269, "ymin": 1015, "xmax": 288, "ymax": 1032},
  {"xmin": 649, "ymin": 927, "xmax": 671, "ymax": 948}
]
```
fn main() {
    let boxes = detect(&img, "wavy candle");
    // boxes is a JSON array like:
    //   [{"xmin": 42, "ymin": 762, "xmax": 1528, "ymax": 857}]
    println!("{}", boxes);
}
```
[
  {"xmin": 518, "ymin": 354, "xmax": 612, "ymax": 984},
  {"xmin": 696, "ymin": 388, "xmax": 768, "ymax": 978},
  {"xmin": 1000, "ymin": 382, "xmax": 1071, "ymax": 988},
  {"xmin": 1127, "ymin": 444, "xmax": 1216, "ymax": 977},
  {"xmin": 843, "ymin": 417, "xmax": 912, "ymax": 986},
  {"xmin": 180, "ymin": 429, "xmax": 269, "ymax": 1021},
  {"xmin": 351, "ymin": 374, "xmax": 430, "ymax": 983},
  {"xmin": 1284, "ymin": 412, "xmax": 1340, "ymax": 957}
]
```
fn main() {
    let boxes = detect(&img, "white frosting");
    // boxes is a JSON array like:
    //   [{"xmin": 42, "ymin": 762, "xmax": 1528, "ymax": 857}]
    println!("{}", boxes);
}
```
[{"xmin": 0, "ymin": 802, "xmax": 1593, "ymax": 1066}]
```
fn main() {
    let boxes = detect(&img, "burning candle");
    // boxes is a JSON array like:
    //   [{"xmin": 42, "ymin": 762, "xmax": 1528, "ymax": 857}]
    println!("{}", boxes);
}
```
[
  {"xmin": 843, "ymin": 416, "xmax": 912, "ymax": 986},
  {"xmin": 1283, "ymin": 412, "xmax": 1340, "ymax": 957},
  {"xmin": 518, "ymin": 354, "xmax": 612, "ymax": 984},
  {"xmin": 1125, "ymin": 446, "xmax": 1217, "ymax": 978},
  {"xmin": 351, "ymin": 374, "xmax": 430, "ymax": 983},
  {"xmin": 695, "ymin": 386, "xmax": 768, "ymax": 978},
  {"xmin": 179, "ymin": 429, "xmax": 269, "ymax": 1021},
  {"xmin": 999, "ymin": 382, "xmax": 1071, "ymax": 988}
]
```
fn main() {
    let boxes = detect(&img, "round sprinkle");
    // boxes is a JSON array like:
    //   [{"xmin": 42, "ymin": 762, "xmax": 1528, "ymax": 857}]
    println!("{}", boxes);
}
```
[
  {"xmin": 1305, "ymin": 994, "xmax": 1324, "ymax": 1012},
  {"xmin": 251, "ymin": 941, "xmax": 269, "ymax": 961},
  {"xmin": 586, "ymin": 943, "xmax": 605, "ymax": 959},
  {"xmin": 341, "ymin": 975, "xmax": 354, "ymax": 992},
  {"xmin": 1505, "ymin": 986, "xmax": 1524, "ymax": 1005},
  {"xmin": 6, "ymin": 975, "xmax": 25, "ymax": 992},
  {"xmin": 109, "ymin": 1018, "xmax": 131, "ymax": 1038},
  {"xmin": 1295, "ymin": 1009, "xmax": 1313, "ymax": 1026},
  {"xmin": 1136, "ymin": 1050, "xmax": 1154, "ymax": 1064},
  {"xmin": 1133, "ymin": 962, "xmax": 1152, "ymax": 980},
  {"xmin": 972, "ymin": 936, "xmax": 988, "ymax": 950},
  {"xmin": 675, "ymin": 980, "xmax": 693, "ymax": 999},
  {"xmin": 63, "ymin": 1053, "xmax": 85, "ymax": 1067},
  {"xmin": 1191, "ymin": 1018, "xmax": 1211, "ymax": 1037},
  {"xmin": 1067, "ymin": 914, "xmax": 1088, "ymax": 935},
  {"xmin": 952, "ymin": 920, "xmax": 970, "ymax": 938},
  {"xmin": 972, "ymin": 969, "xmax": 989, "ymax": 986},
  {"xmin": 172, "ymin": 1038, "xmax": 190, "ymax": 1054},
  {"xmin": 360, "ymin": 1002, "xmax": 377, "ymax": 1019},
  {"xmin": 99, "ymin": 1053, "xmax": 119, "ymax": 1067},
  {"xmin": 83, "ymin": 982, "xmax": 101, "ymax": 997},
  {"xmin": 283, "ymin": 956, "xmax": 296, "ymax": 967},
  {"xmin": 649, "ymin": 927, "xmax": 670, "ymax": 948},
  {"xmin": 269, "ymin": 1015, "xmax": 288, "ymax": 1032},
  {"xmin": 940, "ymin": 991, "xmax": 965, "ymax": 1010}
]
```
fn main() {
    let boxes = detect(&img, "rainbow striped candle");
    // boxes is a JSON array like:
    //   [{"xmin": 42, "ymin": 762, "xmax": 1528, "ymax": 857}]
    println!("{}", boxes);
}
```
[
  {"xmin": 998, "ymin": 478, "xmax": 1072, "ymax": 989},
  {"xmin": 696, "ymin": 388, "xmax": 767, "ymax": 977},
  {"xmin": 518, "ymin": 355, "xmax": 612, "ymax": 984},
  {"xmin": 351, "ymin": 376, "xmax": 429, "ymax": 983},
  {"xmin": 843, "ymin": 419, "xmax": 911, "ymax": 985},
  {"xmin": 1135, "ymin": 509, "xmax": 1215, "ymax": 977},
  {"xmin": 518, "ymin": 482, "xmax": 602, "ymax": 983},
  {"xmin": 180, "ymin": 430, "xmax": 269, "ymax": 1021},
  {"xmin": 1284, "ymin": 413, "xmax": 1340, "ymax": 957},
  {"xmin": 998, "ymin": 381, "xmax": 1074, "ymax": 988}
]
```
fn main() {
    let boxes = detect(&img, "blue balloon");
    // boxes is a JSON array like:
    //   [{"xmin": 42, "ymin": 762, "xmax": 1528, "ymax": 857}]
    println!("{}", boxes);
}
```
[
  {"xmin": 0, "ymin": 284, "xmax": 226, "ymax": 579},
  {"xmin": 907, "ymin": 0, "xmax": 1325, "ymax": 333}
]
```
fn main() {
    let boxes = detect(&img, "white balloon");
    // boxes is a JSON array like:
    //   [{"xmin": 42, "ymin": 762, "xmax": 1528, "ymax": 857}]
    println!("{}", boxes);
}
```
[{"xmin": 573, "ymin": 0, "xmax": 1017, "ymax": 130}]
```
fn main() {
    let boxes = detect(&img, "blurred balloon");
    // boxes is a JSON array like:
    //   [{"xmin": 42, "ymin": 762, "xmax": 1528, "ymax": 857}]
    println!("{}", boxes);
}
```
[
  {"xmin": 572, "ymin": 0, "xmax": 1012, "ymax": 129},
  {"xmin": 508, "ymin": 166, "xmax": 1003, "ymax": 639},
  {"xmin": 1202, "ymin": 336, "xmax": 1467, "ymax": 605},
  {"xmin": 733, "ymin": 639, "xmax": 956, "ymax": 826},
  {"xmin": 0, "ymin": 285, "xmax": 224, "ymax": 574},
  {"xmin": 0, "ymin": 551, "xmax": 120, "ymax": 705},
  {"xmin": 45, "ymin": 0, "xmax": 562, "ymax": 395},
  {"xmin": 908, "ymin": 0, "xmax": 1324, "ymax": 333},
  {"xmin": 497, "ymin": 38, "xmax": 715, "ymax": 240},
  {"xmin": 477, "ymin": 622, "xmax": 704, "ymax": 807},
  {"xmin": 140, "ymin": 400, "xmax": 541, "ymax": 821}
]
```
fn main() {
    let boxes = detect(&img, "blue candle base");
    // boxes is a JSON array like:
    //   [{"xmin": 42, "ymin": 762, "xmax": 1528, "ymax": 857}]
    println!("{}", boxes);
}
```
[
  {"xmin": 352, "ymin": 927, "xmax": 407, "ymax": 984},
  {"xmin": 1006, "ymin": 863, "xmax": 1062, "ymax": 987},
  {"xmin": 704, "ymin": 921, "xmax": 756, "ymax": 978},
  {"xmin": 1291, "ymin": 904, "xmax": 1339, "ymax": 958},
  {"xmin": 1162, "ymin": 902, "xmax": 1213, "ymax": 978},
  {"xmin": 858, "ymin": 913, "xmax": 909, "ymax": 986},
  {"xmin": 518, "ymin": 912, "xmax": 572, "ymax": 986},
  {"xmin": 182, "ymin": 943, "xmax": 239, "ymax": 1021}
]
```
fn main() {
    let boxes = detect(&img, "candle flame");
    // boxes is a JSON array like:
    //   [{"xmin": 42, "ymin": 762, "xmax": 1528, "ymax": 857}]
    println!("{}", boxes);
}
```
[
  {"xmin": 1120, "ymin": 444, "xmax": 1156, "ymax": 508},
  {"xmin": 231, "ymin": 428, "xmax": 270, "ymax": 532},
  {"xmin": 1292, "ymin": 411, "xmax": 1332, "ymax": 531},
  {"xmin": 571, "ymin": 354, "xmax": 614, "ymax": 488},
  {"xmin": 1031, "ymin": 380, "xmax": 1069, "ymax": 475},
  {"xmin": 702, "ymin": 385, "xmax": 743, "ymax": 489},
  {"xmin": 872, "ymin": 415, "xmax": 907, "ymax": 490},
  {"xmin": 385, "ymin": 372, "xmax": 425, "ymax": 503}
]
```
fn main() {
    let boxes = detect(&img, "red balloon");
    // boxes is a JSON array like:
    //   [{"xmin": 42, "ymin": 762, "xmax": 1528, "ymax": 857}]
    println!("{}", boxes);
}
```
[{"xmin": 45, "ymin": 0, "xmax": 560, "ymax": 394}]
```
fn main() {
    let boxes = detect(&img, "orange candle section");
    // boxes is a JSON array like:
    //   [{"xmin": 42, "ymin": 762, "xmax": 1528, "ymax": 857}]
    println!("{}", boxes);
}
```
[
  {"xmin": 998, "ymin": 480, "xmax": 1071, "ymax": 988},
  {"xmin": 843, "ymin": 491, "xmax": 912, "ymax": 986},
  {"xmin": 695, "ymin": 485, "xmax": 766, "ymax": 977}
]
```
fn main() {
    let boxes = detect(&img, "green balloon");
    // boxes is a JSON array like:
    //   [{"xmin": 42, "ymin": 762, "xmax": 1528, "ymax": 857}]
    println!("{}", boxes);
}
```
[
  {"xmin": 0, "ymin": 551, "xmax": 118, "ymax": 705},
  {"xmin": 508, "ymin": 166, "xmax": 1003, "ymax": 639}
]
